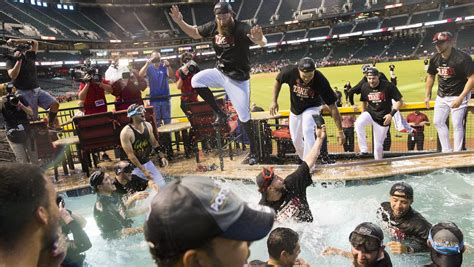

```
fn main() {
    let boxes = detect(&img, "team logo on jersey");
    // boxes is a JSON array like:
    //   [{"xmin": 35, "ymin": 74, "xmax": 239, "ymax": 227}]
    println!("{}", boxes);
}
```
[
  {"xmin": 368, "ymin": 91, "xmax": 385, "ymax": 102},
  {"xmin": 214, "ymin": 34, "xmax": 235, "ymax": 48},
  {"xmin": 292, "ymin": 80, "xmax": 316, "ymax": 99},
  {"xmin": 437, "ymin": 66, "xmax": 455, "ymax": 78}
]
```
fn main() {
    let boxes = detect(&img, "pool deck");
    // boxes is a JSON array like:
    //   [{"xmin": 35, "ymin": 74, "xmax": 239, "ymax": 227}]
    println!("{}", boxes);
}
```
[{"xmin": 52, "ymin": 150, "xmax": 474, "ymax": 193}]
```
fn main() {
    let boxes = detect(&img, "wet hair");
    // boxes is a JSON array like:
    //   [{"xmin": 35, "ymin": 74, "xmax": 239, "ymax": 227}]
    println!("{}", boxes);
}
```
[
  {"xmin": 151, "ymin": 238, "xmax": 214, "ymax": 267},
  {"xmin": 0, "ymin": 163, "xmax": 49, "ymax": 249},
  {"xmin": 267, "ymin": 227, "xmax": 299, "ymax": 260}
]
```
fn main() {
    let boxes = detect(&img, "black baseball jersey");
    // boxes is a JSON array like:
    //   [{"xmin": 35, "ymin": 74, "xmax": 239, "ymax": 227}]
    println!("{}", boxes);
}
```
[
  {"xmin": 197, "ymin": 20, "xmax": 253, "ymax": 81},
  {"xmin": 377, "ymin": 202, "xmax": 431, "ymax": 252},
  {"xmin": 427, "ymin": 47, "xmax": 474, "ymax": 97},
  {"xmin": 6, "ymin": 51, "xmax": 39, "ymax": 90},
  {"xmin": 360, "ymin": 80, "xmax": 402, "ymax": 126},
  {"xmin": 260, "ymin": 162, "xmax": 313, "ymax": 223},
  {"xmin": 276, "ymin": 65, "xmax": 337, "ymax": 115}
]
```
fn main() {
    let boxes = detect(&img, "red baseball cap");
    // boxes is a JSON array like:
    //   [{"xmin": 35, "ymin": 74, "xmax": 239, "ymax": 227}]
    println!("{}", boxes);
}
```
[{"xmin": 432, "ymin": 32, "xmax": 453, "ymax": 44}]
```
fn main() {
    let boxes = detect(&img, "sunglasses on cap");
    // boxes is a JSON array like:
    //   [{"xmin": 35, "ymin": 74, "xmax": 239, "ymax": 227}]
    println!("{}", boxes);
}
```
[
  {"xmin": 349, "ymin": 232, "xmax": 382, "ymax": 252},
  {"xmin": 258, "ymin": 167, "xmax": 274, "ymax": 193},
  {"xmin": 428, "ymin": 230, "xmax": 464, "ymax": 255}
]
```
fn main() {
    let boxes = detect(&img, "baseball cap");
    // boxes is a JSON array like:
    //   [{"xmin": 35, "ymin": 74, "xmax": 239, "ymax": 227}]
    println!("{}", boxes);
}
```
[
  {"xmin": 144, "ymin": 176, "xmax": 275, "ymax": 259},
  {"xmin": 214, "ymin": 2, "xmax": 234, "ymax": 15},
  {"xmin": 298, "ymin": 57, "xmax": 316, "ymax": 73},
  {"xmin": 389, "ymin": 182, "xmax": 414, "ymax": 200},
  {"xmin": 429, "ymin": 222, "xmax": 464, "ymax": 266},
  {"xmin": 114, "ymin": 161, "xmax": 134, "ymax": 175},
  {"xmin": 89, "ymin": 170, "xmax": 105, "ymax": 189},
  {"xmin": 127, "ymin": 104, "xmax": 145, "ymax": 118},
  {"xmin": 349, "ymin": 222, "xmax": 384, "ymax": 252},
  {"xmin": 365, "ymin": 67, "xmax": 379, "ymax": 77},
  {"xmin": 432, "ymin": 32, "xmax": 453, "ymax": 44}
]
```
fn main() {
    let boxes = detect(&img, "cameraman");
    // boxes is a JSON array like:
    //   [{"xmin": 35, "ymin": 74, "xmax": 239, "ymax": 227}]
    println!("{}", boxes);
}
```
[
  {"xmin": 176, "ymin": 52, "xmax": 199, "ymax": 112},
  {"xmin": 78, "ymin": 72, "xmax": 113, "ymax": 115},
  {"xmin": 111, "ymin": 69, "xmax": 147, "ymax": 111},
  {"xmin": 0, "ymin": 82, "xmax": 36, "ymax": 163},
  {"xmin": 5, "ymin": 39, "xmax": 60, "ymax": 128}
]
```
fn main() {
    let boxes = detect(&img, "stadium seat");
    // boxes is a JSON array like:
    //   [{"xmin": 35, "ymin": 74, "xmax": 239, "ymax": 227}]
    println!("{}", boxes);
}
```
[{"xmin": 181, "ymin": 99, "xmax": 237, "ymax": 171}]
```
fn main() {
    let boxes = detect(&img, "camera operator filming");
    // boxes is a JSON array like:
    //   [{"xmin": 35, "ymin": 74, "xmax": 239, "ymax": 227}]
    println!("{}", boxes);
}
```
[
  {"xmin": 0, "ymin": 82, "xmax": 36, "ymax": 163},
  {"xmin": 176, "ymin": 52, "xmax": 200, "ymax": 111},
  {"xmin": 5, "ymin": 39, "xmax": 60, "ymax": 129},
  {"xmin": 75, "ymin": 61, "xmax": 113, "ymax": 115}
]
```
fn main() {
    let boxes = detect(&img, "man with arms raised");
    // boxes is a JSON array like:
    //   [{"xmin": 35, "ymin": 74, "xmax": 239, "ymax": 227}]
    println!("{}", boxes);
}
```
[{"xmin": 169, "ymin": 2, "xmax": 267, "ymax": 165}]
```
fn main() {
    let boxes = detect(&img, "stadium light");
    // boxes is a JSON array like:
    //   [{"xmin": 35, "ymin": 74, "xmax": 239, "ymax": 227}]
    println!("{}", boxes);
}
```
[
  {"xmin": 424, "ymin": 19, "xmax": 448, "ymax": 26},
  {"xmin": 394, "ymin": 23, "xmax": 422, "ymax": 30},
  {"xmin": 30, "ymin": 0, "xmax": 35, "ymax": 5},
  {"xmin": 42, "ymin": 2, "xmax": 47, "ymax": 7},
  {"xmin": 57, "ymin": 4, "xmax": 62, "ymax": 9},
  {"xmin": 19, "ymin": 0, "xmax": 24, "ymax": 3},
  {"xmin": 69, "ymin": 5, "xmax": 74, "ymax": 10},
  {"xmin": 465, "ymin": 15, "xmax": 474, "ymax": 21}
]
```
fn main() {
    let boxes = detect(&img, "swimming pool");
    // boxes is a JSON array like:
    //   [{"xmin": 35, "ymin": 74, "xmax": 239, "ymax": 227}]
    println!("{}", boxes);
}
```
[{"xmin": 63, "ymin": 169, "xmax": 473, "ymax": 266}]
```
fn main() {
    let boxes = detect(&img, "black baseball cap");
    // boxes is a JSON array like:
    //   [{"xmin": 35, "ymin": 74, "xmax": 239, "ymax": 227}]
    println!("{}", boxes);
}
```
[
  {"xmin": 429, "ymin": 222, "xmax": 464, "ymax": 267},
  {"xmin": 365, "ymin": 67, "xmax": 379, "ymax": 77},
  {"xmin": 349, "ymin": 222, "xmax": 384, "ymax": 251},
  {"xmin": 390, "ymin": 182, "xmax": 414, "ymax": 200},
  {"xmin": 298, "ymin": 57, "xmax": 316, "ymax": 72},
  {"xmin": 144, "ymin": 176, "xmax": 275, "ymax": 259},
  {"xmin": 89, "ymin": 170, "xmax": 105, "ymax": 189},
  {"xmin": 214, "ymin": 2, "xmax": 234, "ymax": 15}
]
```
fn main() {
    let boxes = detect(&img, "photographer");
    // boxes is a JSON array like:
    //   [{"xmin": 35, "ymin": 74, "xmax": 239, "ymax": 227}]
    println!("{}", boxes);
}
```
[
  {"xmin": 0, "ymin": 82, "xmax": 36, "ymax": 163},
  {"xmin": 111, "ymin": 69, "xmax": 147, "ymax": 111},
  {"xmin": 5, "ymin": 39, "xmax": 60, "ymax": 129},
  {"xmin": 57, "ymin": 196, "xmax": 92, "ymax": 267},
  {"xmin": 138, "ymin": 51, "xmax": 173, "ymax": 126},
  {"xmin": 78, "ymin": 71, "xmax": 113, "ymax": 115},
  {"xmin": 176, "ymin": 52, "xmax": 199, "ymax": 111}
]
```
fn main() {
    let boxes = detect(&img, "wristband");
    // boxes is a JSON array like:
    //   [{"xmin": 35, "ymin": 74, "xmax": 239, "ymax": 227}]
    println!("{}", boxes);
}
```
[{"xmin": 390, "ymin": 109, "xmax": 397, "ymax": 116}]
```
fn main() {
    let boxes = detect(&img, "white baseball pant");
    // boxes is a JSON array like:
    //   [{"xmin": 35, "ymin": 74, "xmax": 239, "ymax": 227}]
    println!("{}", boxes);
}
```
[
  {"xmin": 355, "ymin": 112, "xmax": 390, "ymax": 160},
  {"xmin": 433, "ymin": 93, "xmax": 471, "ymax": 152},
  {"xmin": 132, "ymin": 160, "xmax": 166, "ymax": 187},
  {"xmin": 191, "ymin": 68, "xmax": 251, "ymax": 122},
  {"xmin": 289, "ymin": 106, "xmax": 322, "ymax": 160},
  {"xmin": 392, "ymin": 99, "xmax": 414, "ymax": 133}
]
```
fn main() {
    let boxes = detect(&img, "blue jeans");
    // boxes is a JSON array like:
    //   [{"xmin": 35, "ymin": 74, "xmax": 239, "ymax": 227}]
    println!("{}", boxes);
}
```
[{"xmin": 150, "ymin": 100, "xmax": 171, "ymax": 126}]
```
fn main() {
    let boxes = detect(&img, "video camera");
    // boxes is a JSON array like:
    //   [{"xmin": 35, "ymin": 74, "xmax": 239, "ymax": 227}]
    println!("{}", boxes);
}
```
[
  {"xmin": 0, "ymin": 82, "xmax": 20, "ymax": 105},
  {"xmin": 0, "ymin": 40, "xmax": 32, "ymax": 61},
  {"xmin": 69, "ymin": 64, "xmax": 102, "ymax": 83},
  {"xmin": 178, "ymin": 60, "xmax": 200, "ymax": 79}
]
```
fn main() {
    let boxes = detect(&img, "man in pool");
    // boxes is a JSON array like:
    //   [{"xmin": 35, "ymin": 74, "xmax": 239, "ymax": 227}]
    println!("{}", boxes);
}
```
[
  {"xmin": 90, "ymin": 170, "xmax": 147, "ymax": 239},
  {"xmin": 377, "ymin": 182, "xmax": 432, "ymax": 254},
  {"xmin": 256, "ymin": 122, "xmax": 326, "ymax": 223},
  {"xmin": 249, "ymin": 227, "xmax": 307, "ymax": 266},
  {"xmin": 323, "ymin": 222, "xmax": 393, "ymax": 267},
  {"xmin": 427, "ymin": 221, "xmax": 465, "ymax": 267},
  {"xmin": 144, "ymin": 176, "xmax": 275, "ymax": 267}
]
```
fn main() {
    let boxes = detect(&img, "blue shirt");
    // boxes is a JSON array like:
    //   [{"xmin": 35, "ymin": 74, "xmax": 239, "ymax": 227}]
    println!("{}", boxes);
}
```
[{"xmin": 147, "ymin": 64, "xmax": 170, "ymax": 101}]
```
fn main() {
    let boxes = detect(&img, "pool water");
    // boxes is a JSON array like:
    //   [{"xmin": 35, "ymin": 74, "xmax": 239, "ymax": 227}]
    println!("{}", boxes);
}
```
[{"xmin": 63, "ymin": 169, "xmax": 473, "ymax": 266}]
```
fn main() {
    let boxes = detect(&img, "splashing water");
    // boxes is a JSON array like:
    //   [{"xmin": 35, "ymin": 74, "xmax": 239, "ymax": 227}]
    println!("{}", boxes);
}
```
[{"xmin": 62, "ymin": 169, "xmax": 473, "ymax": 266}]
